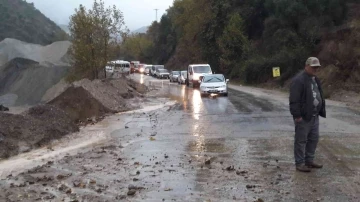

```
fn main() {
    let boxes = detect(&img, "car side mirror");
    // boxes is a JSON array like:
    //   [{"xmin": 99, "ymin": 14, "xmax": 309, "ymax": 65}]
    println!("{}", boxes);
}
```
[{"xmin": 226, "ymin": 79, "xmax": 229, "ymax": 83}]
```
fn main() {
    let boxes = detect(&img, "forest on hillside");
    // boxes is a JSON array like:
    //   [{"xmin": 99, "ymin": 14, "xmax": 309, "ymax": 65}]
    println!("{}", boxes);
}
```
[
  {"xmin": 121, "ymin": 0, "xmax": 360, "ymax": 90},
  {"xmin": 0, "ymin": 0, "xmax": 68, "ymax": 45}
]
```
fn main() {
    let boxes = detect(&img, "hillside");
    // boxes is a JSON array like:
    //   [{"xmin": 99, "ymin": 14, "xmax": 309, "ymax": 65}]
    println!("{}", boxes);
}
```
[
  {"xmin": 121, "ymin": 0, "xmax": 360, "ymax": 97},
  {"xmin": 132, "ymin": 26, "xmax": 149, "ymax": 34},
  {"xmin": 0, "ymin": 0, "xmax": 68, "ymax": 45}
]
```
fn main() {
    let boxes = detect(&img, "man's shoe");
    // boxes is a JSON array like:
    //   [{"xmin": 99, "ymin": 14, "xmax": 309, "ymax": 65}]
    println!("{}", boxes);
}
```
[
  {"xmin": 306, "ymin": 162, "xmax": 323, "ymax": 169},
  {"xmin": 296, "ymin": 164, "xmax": 311, "ymax": 172}
]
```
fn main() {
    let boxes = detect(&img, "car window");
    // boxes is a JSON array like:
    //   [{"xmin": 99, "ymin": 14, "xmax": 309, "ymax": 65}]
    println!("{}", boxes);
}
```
[
  {"xmin": 203, "ymin": 75, "xmax": 224, "ymax": 83},
  {"xmin": 193, "ymin": 66, "xmax": 211, "ymax": 73}
]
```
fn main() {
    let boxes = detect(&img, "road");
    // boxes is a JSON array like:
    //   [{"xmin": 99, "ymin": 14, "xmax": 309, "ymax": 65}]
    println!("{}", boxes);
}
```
[{"xmin": 0, "ymin": 74, "xmax": 359, "ymax": 202}]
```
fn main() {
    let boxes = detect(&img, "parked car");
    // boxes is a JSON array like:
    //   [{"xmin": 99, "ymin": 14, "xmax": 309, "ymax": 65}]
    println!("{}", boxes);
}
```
[
  {"xmin": 151, "ymin": 65, "xmax": 165, "ymax": 77},
  {"xmin": 155, "ymin": 69, "xmax": 170, "ymax": 79},
  {"xmin": 199, "ymin": 74, "xmax": 229, "ymax": 97},
  {"xmin": 187, "ymin": 64, "xmax": 213, "ymax": 88},
  {"xmin": 178, "ymin": 71, "xmax": 188, "ymax": 84},
  {"xmin": 169, "ymin": 71, "xmax": 180, "ymax": 82},
  {"xmin": 144, "ymin": 65, "xmax": 152, "ymax": 75}
]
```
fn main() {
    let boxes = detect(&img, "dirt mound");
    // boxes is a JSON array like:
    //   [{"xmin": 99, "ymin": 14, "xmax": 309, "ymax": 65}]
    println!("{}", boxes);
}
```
[
  {"xmin": 0, "ymin": 104, "xmax": 78, "ymax": 159},
  {"xmin": 48, "ymin": 86, "xmax": 113, "ymax": 124},
  {"xmin": 0, "ymin": 58, "xmax": 69, "ymax": 106}
]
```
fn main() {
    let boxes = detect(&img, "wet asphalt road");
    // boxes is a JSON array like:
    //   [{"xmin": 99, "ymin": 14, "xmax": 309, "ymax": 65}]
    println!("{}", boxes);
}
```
[{"xmin": 0, "ymin": 74, "xmax": 360, "ymax": 202}]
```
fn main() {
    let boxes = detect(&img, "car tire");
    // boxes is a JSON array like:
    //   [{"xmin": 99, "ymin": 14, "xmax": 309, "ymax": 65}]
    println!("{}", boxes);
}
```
[{"xmin": 223, "ymin": 93, "xmax": 228, "ymax": 97}]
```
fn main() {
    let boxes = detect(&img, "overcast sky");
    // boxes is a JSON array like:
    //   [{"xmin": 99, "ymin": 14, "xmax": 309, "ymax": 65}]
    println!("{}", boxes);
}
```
[{"xmin": 28, "ymin": 0, "xmax": 174, "ymax": 30}]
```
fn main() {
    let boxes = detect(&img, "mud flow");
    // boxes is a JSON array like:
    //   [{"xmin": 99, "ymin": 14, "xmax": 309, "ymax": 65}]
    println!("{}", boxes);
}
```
[{"xmin": 0, "ymin": 74, "xmax": 359, "ymax": 202}]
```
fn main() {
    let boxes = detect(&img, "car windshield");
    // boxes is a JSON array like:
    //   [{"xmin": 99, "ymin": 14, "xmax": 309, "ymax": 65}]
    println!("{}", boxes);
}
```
[
  {"xmin": 203, "ymin": 75, "xmax": 224, "ymax": 83},
  {"xmin": 193, "ymin": 66, "xmax": 211, "ymax": 73},
  {"xmin": 172, "ymin": 71, "xmax": 180, "ymax": 75},
  {"xmin": 159, "ymin": 69, "xmax": 169, "ymax": 73},
  {"xmin": 181, "ymin": 71, "xmax": 187, "ymax": 76}
]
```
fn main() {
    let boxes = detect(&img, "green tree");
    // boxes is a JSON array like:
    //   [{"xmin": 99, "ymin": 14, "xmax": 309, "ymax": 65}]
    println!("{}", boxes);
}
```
[
  {"xmin": 218, "ymin": 13, "xmax": 249, "ymax": 76},
  {"xmin": 68, "ymin": 0, "xmax": 127, "ymax": 81}
]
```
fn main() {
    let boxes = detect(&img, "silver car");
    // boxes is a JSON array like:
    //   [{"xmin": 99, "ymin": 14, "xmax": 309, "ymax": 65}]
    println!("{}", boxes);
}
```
[
  {"xmin": 170, "ymin": 71, "xmax": 180, "ymax": 82},
  {"xmin": 178, "ymin": 71, "xmax": 187, "ymax": 84},
  {"xmin": 156, "ymin": 69, "xmax": 170, "ymax": 79}
]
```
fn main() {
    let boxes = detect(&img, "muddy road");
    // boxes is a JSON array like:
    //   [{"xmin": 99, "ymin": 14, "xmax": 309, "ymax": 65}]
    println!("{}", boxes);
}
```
[{"xmin": 1, "ymin": 74, "xmax": 360, "ymax": 202}]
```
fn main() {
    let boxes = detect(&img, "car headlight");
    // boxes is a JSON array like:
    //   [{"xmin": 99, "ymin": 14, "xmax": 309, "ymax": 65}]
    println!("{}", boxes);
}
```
[{"xmin": 220, "ymin": 85, "xmax": 226, "ymax": 88}]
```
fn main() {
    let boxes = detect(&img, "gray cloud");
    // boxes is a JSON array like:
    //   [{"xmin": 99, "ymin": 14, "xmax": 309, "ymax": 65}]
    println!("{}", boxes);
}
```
[{"xmin": 28, "ymin": 0, "xmax": 173, "ymax": 30}]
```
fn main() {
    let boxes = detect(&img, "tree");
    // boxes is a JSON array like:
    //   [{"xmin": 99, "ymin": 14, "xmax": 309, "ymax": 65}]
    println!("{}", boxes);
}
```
[
  {"xmin": 68, "ymin": 0, "xmax": 127, "ymax": 81},
  {"xmin": 218, "ymin": 13, "xmax": 249, "ymax": 75}
]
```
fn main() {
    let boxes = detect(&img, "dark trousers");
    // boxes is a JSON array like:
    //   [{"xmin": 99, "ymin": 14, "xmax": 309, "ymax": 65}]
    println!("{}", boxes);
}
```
[{"xmin": 294, "ymin": 116, "xmax": 319, "ymax": 165}]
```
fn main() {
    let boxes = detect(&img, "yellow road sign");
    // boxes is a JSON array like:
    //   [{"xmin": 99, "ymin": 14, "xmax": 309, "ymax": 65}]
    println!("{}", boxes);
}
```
[{"xmin": 272, "ymin": 67, "xmax": 280, "ymax": 77}]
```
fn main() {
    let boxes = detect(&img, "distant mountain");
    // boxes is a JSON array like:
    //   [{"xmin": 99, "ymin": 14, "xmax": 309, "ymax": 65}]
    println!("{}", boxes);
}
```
[
  {"xmin": 0, "ymin": 0, "xmax": 68, "ymax": 45},
  {"xmin": 58, "ymin": 24, "xmax": 70, "ymax": 34},
  {"xmin": 132, "ymin": 26, "xmax": 149, "ymax": 34}
]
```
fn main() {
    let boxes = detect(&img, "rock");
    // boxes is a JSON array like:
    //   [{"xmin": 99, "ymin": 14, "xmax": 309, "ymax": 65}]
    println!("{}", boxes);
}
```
[
  {"xmin": 56, "ymin": 174, "xmax": 67, "ymax": 180},
  {"xmin": 205, "ymin": 159, "xmax": 211, "ymax": 165},
  {"xmin": 246, "ymin": 185, "xmax": 255, "ymax": 189},
  {"xmin": 128, "ymin": 184, "xmax": 136, "ymax": 189},
  {"xmin": 89, "ymin": 179, "xmax": 96, "ymax": 184},
  {"xmin": 136, "ymin": 171, "xmax": 140, "ymax": 175},
  {"xmin": 164, "ymin": 154, "xmax": 169, "ymax": 159},
  {"xmin": 133, "ymin": 178, "xmax": 139, "ymax": 181},
  {"xmin": 116, "ymin": 195, "xmax": 127, "ymax": 200},
  {"xmin": 127, "ymin": 189, "xmax": 136, "ymax": 196},
  {"xmin": 0, "ymin": 105, "xmax": 9, "ymax": 111},
  {"xmin": 151, "ymin": 132, "xmax": 157, "ymax": 136},
  {"xmin": 125, "ymin": 126, "xmax": 129, "ymax": 129},
  {"xmin": 236, "ymin": 170, "xmax": 248, "ymax": 175},
  {"xmin": 226, "ymin": 166, "xmax": 235, "ymax": 171},
  {"xmin": 256, "ymin": 198, "xmax": 264, "ymax": 202},
  {"xmin": 58, "ymin": 184, "xmax": 71, "ymax": 193}
]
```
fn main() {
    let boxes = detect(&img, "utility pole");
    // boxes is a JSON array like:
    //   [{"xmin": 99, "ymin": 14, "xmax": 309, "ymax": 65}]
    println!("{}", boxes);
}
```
[{"xmin": 154, "ymin": 9, "xmax": 159, "ymax": 22}]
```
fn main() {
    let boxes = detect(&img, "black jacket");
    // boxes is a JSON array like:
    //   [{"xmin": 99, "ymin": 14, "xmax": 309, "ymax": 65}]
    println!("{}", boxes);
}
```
[{"xmin": 289, "ymin": 71, "xmax": 326, "ymax": 121}]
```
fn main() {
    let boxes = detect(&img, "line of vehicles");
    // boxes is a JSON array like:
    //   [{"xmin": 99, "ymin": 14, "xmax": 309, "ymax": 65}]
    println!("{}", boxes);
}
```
[{"xmin": 106, "ymin": 61, "xmax": 229, "ymax": 97}]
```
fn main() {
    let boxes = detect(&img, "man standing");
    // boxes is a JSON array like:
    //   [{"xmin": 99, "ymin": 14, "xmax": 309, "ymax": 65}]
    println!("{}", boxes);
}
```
[{"xmin": 289, "ymin": 57, "xmax": 326, "ymax": 172}]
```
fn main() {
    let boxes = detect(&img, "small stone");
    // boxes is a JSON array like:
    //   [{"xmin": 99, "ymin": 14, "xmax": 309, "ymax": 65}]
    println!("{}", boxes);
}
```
[
  {"xmin": 127, "ymin": 189, "xmax": 136, "ymax": 196},
  {"xmin": 128, "ymin": 184, "xmax": 136, "ymax": 189},
  {"xmin": 116, "ymin": 195, "xmax": 126, "ymax": 200},
  {"xmin": 125, "ymin": 126, "xmax": 129, "ymax": 129},
  {"xmin": 205, "ymin": 159, "xmax": 211, "ymax": 165},
  {"xmin": 133, "ymin": 178, "xmax": 139, "ymax": 181},
  {"xmin": 164, "ymin": 155, "xmax": 169, "ymax": 159},
  {"xmin": 136, "ymin": 171, "xmax": 140, "ymax": 175}
]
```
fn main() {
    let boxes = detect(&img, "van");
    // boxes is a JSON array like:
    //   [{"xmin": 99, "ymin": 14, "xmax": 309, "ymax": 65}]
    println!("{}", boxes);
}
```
[{"xmin": 187, "ymin": 64, "xmax": 213, "ymax": 87}]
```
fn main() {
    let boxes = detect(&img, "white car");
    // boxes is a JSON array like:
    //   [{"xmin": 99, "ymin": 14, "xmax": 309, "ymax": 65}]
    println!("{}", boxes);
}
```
[
  {"xmin": 200, "ymin": 74, "xmax": 229, "ymax": 97},
  {"xmin": 144, "ymin": 65, "xmax": 152, "ymax": 75},
  {"xmin": 187, "ymin": 64, "xmax": 213, "ymax": 88}
]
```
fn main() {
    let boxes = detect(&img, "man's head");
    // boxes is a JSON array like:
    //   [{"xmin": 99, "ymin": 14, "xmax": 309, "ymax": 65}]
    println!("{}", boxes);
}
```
[{"xmin": 305, "ymin": 57, "xmax": 321, "ymax": 76}]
